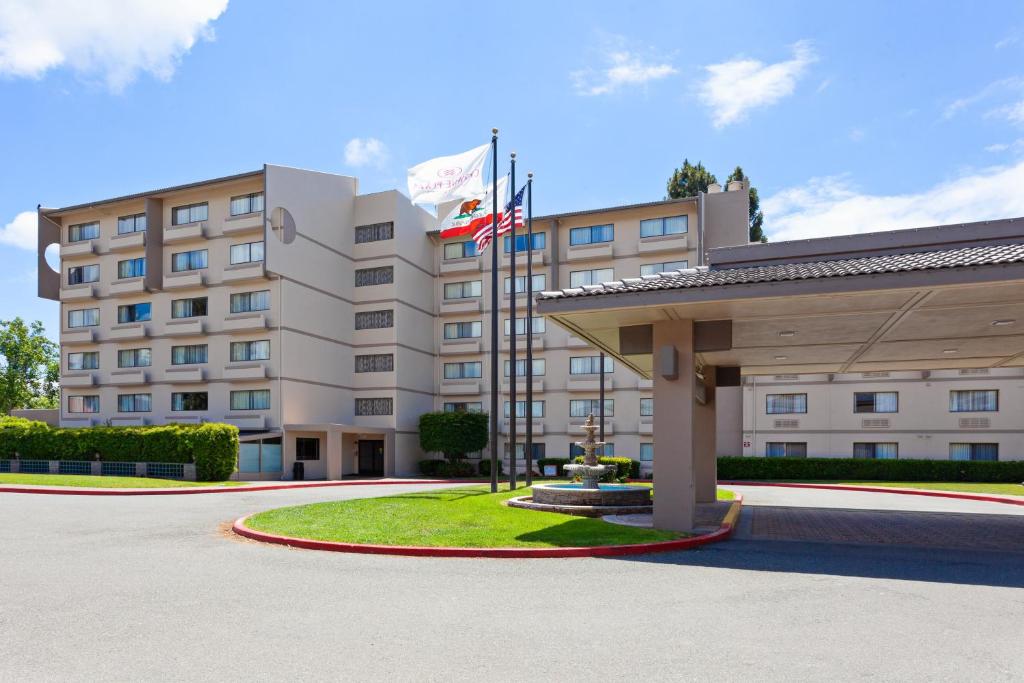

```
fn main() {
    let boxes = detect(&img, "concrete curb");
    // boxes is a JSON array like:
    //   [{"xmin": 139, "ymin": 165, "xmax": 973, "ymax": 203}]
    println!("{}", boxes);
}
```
[
  {"xmin": 0, "ymin": 478, "xmax": 486, "ymax": 497},
  {"xmin": 231, "ymin": 495, "xmax": 744, "ymax": 559},
  {"xmin": 721, "ymin": 481, "xmax": 1024, "ymax": 507}
]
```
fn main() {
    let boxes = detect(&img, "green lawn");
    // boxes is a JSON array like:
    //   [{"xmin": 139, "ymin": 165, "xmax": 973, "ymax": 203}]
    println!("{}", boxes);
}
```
[
  {"xmin": 0, "ymin": 473, "xmax": 245, "ymax": 488},
  {"xmin": 245, "ymin": 484, "xmax": 735, "ymax": 548},
  {"xmin": 832, "ymin": 481, "xmax": 1024, "ymax": 497}
]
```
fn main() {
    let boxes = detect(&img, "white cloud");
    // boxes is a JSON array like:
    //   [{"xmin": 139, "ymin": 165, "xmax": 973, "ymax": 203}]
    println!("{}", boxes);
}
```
[
  {"xmin": 0, "ymin": 211, "xmax": 37, "ymax": 250},
  {"xmin": 987, "ymin": 99, "xmax": 1024, "ymax": 126},
  {"xmin": 344, "ymin": 137, "xmax": 389, "ymax": 168},
  {"xmin": 943, "ymin": 77, "xmax": 1024, "ymax": 120},
  {"xmin": 985, "ymin": 138, "xmax": 1024, "ymax": 153},
  {"xmin": 571, "ymin": 37, "xmax": 677, "ymax": 96},
  {"xmin": 0, "ymin": 0, "xmax": 228, "ymax": 91},
  {"xmin": 848, "ymin": 127, "xmax": 865, "ymax": 142},
  {"xmin": 699, "ymin": 40, "xmax": 818, "ymax": 128},
  {"xmin": 995, "ymin": 31, "xmax": 1019, "ymax": 49},
  {"xmin": 763, "ymin": 160, "xmax": 1024, "ymax": 242}
]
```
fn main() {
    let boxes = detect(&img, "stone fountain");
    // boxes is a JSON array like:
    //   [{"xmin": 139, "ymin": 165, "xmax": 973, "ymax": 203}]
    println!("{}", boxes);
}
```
[{"xmin": 562, "ymin": 414, "xmax": 614, "ymax": 488}]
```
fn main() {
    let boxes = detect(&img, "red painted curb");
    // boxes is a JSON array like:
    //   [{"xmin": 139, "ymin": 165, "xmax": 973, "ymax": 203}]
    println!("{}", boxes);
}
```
[
  {"xmin": 721, "ymin": 481, "xmax": 1024, "ymax": 507},
  {"xmin": 231, "ymin": 495, "xmax": 743, "ymax": 559},
  {"xmin": 0, "ymin": 479, "xmax": 485, "ymax": 497}
]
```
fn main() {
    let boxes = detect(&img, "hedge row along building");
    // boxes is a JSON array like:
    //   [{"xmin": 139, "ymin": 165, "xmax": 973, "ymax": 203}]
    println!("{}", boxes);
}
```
[{"xmin": 37, "ymin": 165, "xmax": 1024, "ymax": 480}]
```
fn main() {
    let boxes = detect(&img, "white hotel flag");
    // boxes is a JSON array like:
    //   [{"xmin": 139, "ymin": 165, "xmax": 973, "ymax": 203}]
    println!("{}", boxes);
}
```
[{"xmin": 406, "ymin": 143, "xmax": 490, "ymax": 205}]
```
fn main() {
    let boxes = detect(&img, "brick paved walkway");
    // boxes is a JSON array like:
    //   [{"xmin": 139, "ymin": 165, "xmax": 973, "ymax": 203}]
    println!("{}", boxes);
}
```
[{"xmin": 749, "ymin": 506, "xmax": 1024, "ymax": 552}]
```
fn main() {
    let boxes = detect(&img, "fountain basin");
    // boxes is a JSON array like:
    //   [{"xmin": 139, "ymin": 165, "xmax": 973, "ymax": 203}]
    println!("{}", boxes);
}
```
[{"xmin": 532, "ymin": 483, "xmax": 651, "ymax": 508}]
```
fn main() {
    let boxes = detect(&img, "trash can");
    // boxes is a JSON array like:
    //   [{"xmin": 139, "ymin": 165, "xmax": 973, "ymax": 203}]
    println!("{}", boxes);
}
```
[{"xmin": 292, "ymin": 461, "xmax": 304, "ymax": 481}]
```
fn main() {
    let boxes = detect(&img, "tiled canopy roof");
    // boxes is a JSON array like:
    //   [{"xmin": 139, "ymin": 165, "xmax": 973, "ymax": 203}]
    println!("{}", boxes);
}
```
[{"xmin": 537, "ymin": 242, "xmax": 1024, "ymax": 300}]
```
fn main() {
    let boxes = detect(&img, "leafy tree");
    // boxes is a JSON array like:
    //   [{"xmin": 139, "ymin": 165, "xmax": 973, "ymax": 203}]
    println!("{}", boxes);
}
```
[
  {"xmin": 726, "ymin": 165, "xmax": 767, "ymax": 243},
  {"xmin": 418, "ymin": 411, "xmax": 489, "ymax": 462},
  {"xmin": 0, "ymin": 318, "xmax": 59, "ymax": 414},
  {"xmin": 666, "ymin": 159, "xmax": 717, "ymax": 199}
]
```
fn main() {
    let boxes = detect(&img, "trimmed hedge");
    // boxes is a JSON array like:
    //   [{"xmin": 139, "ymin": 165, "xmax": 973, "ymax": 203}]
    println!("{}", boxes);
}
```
[
  {"xmin": 536, "ymin": 457, "xmax": 570, "ymax": 477},
  {"xmin": 478, "ymin": 458, "xmax": 504, "ymax": 477},
  {"xmin": 419, "ymin": 411, "xmax": 489, "ymax": 461},
  {"xmin": 716, "ymin": 456, "xmax": 1024, "ymax": 483},
  {"xmin": 0, "ymin": 417, "xmax": 238, "ymax": 481},
  {"xmin": 573, "ymin": 456, "xmax": 640, "ymax": 482},
  {"xmin": 418, "ymin": 459, "xmax": 476, "ymax": 478}
]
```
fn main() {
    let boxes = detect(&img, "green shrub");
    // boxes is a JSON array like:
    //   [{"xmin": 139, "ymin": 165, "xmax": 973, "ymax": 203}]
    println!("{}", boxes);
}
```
[
  {"xmin": 536, "ymin": 457, "xmax": 570, "ymax": 477},
  {"xmin": 573, "ymin": 456, "xmax": 639, "ymax": 482},
  {"xmin": 478, "ymin": 458, "xmax": 504, "ymax": 477},
  {"xmin": 716, "ymin": 456, "xmax": 1024, "ymax": 483},
  {"xmin": 418, "ymin": 459, "xmax": 476, "ymax": 478},
  {"xmin": 419, "ymin": 411, "xmax": 490, "ymax": 461}
]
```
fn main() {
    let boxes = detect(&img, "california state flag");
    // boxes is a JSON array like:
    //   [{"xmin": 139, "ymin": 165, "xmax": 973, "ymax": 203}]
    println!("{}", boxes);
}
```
[{"xmin": 438, "ymin": 176, "xmax": 508, "ymax": 239}]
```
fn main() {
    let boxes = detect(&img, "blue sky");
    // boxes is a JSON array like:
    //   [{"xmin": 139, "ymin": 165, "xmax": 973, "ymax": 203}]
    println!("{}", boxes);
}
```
[{"xmin": 2, "ymin": 0, "xmax": 1024, "ymax": 339}]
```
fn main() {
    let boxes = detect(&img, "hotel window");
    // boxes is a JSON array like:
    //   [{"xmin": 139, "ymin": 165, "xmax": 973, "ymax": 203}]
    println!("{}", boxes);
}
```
[
  {"xmin": 444, "ymin": 402, "xmax": 482, "ymax": 413},
  {"xmin": 766, "ymin": 393, "xmax": 807, "ymax": 414},
  {"xmin": 67, "ymin": 352, "xmax": 99, "ymax": 371},
  {"xmin": 640, "ymin": 260, "xmax": 688, "ymax": 276},
  {"xmin": 117, "ymin": 393, "xmax": 151, "ymax": 412},
  {"xmin": 853, "ymin": 442, "xmax": 898, "ymax": 459},
  {"xmin": 504, "ymin": 317, "xmax": 545, "ymax": 335},
  {"xmin": 118, "ymin": 348, "xmax": 151, "ymax": 368},
  {"xmin": 570, "ymin": 442, "xmax": 613, "ymax": 457},
  {"xmin": 171, "ymin": 392, "xmax": 208, "ymax": 411},
  {"xmin": 67, "ymin": 395, "xmax": 99, "ymax": 413},
  {"xmin": 444, "ymin": 321, "xmax": 482, "ymax": 339},
  {"xmin": 229, "ymin": 241, "xmax": 264, "ymax": 265},
  {"xmin": 171, "ymin": 296, "xmax": 207, "ymax": 319},
  {"xmin": 766, "ymin": 442, "xmax": 808, "ymax": 458},
  {"xmin": 171, "ymin": 249, "xmax": 208, "ymax": 272},
  {"xmin": 68, "ymin": 221, "xmax": 99, "ymax": 243},
  {"xmin": 117, "ymin": 213, "xmax": 146, "ymax": 234},
  {"xmin": 570, "ymin": 399, "xmax": 613, "ymax": 418},
  {"xmin": 444, "ymin": 361, "xmax": 481, "ymax": 379},
  {"xmin": 507, "ymin": 443, "xmax": 546, "ymax": 459},
  {"xmin": 117, "ymin": 258, "xmax": 146, "ymax": 279},
  {"xmin": 854, "ymin": 391, "xmax": 898, "ymax": 413},
  {"xmin": 296, "ymin": 437, "xmax": 320, "ymax": 461},
  {"xmin": 640, "ymin": 443, "xmax": 654, "ymax": 462},
  {"xmin": 444, "ymin": 280, "xmax": 482, "ymax": 299},
  {"xmin": 117, "ymin": 302, "xmax": 151, "ymax": 324},
  {"xmin": 67, "ymin": 264, "xmax": 99, "ymax": 285},
  {"xmin": 504, "ymin": 401, "xmax": 544, "ymax": 418},
  {"xmin": 354, "ymin": 309, "xmax": 393, "ymax": 329},
  {"xmin": 171, "ymin": 344, "xmax": 208, "ymax": 365},
  {"xmin": 355, "ymin": 398, "xmax": 393, "ymax": 416},
  {"xmin": 230, "ymin": 192, "xmax": 264, "ymax": 216},
  {"xmin": 504, "ymin": 274, "xmax": 546, "ymax": 294},
  {"xmin": 354, "ymin": 221, "xmax": 394, "ymax": 243},
  {"xmin": 172, "ymin": 202, "xmax": 208, "ymax": 225},
  {"xmin": 354, "ymin": 354, "xmax": 394, "ymax": 373},
  {"xmin": 949, "ymin": 390, "xmax": 998, "ymax": 412},
  {"xmin": 949, "ymin": 443, "xmax": 999, "ymax": 461},
  {"xmin": 640, "ymin": 215, "xmax": 688, "ymax": 238},
  {"xmin": 569, "ymin": 224, "xmax": 613, "ymax": 246},
  {"xmin": 354, "ymin": 266, "xmax": 393, "ymax": 287},
  {"xmin": 640, "ymin": 398, "xmax": 653, "ymax": 417},
  {"xmin": 231, "ymin": 340, "xmax": 270, "ymax": 362},
  {"xmin": 569, "ymin": 268, "xmax": 614, "ymax": 288},
  {"xmin": 504, "ymin": 358, "xmax": 545, "ymax": 376},
  {"xmin": 569, "ymin": 356, "xmax": 613, "ymax": 374},
  {"xmin": 68, "ymin": 308, "xmax": 99, "ymax": 328},
  {"xmin": 504, "ymin": 232, "xmax": 546, "ymax": 252},
  {"xmin": 230, "ymin": 290, "xmax": 270, "ymax": 314},
  {"xmin": 444, "ymin": 241, "xmax": 478, "ymax": 259},
  {"xmin": 231, "ymin": 389, "xmax": 271, "ymax": 411}
]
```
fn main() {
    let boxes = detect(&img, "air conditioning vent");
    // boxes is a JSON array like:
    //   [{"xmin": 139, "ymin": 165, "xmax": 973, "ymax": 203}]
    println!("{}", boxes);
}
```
[
  {"xmin": 773, "ymin": 419, "xmax": 799, "ymax": 429},
  {"xmin": 861, "ymin": 418, "xmax": 890, "ymax": 429},
  {"xmin": 959, "ymin": 417, "xmax": 991, "ymax": 429},
  {"xmin": 958, "ymin": 368, "xmax": 990, "ymax": 376},
  {"xmin": 773, "ymin": 374, "xmax": 799, "ymax": 381},
  {"xmin": 861, "ymin": 371, "xmax": 890, "ymax": 378}
]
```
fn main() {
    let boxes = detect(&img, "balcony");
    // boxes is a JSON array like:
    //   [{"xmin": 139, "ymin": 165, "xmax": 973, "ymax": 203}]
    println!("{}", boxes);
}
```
[
  {"xmin": 109, "ymin": 231, "xmax": 145, "ymax": 252},
  {"xmin": 62, "ymin": 416, "xmax": 96, "ymax": 427},
  {"xmin": 110, "ymin": 416, "xmax": 148, "ymax": 426},
  {"xmin": 638, "ymin": 232, "xmax": 689, "ymax": 255},
  {"xmin": 568, "ymin": 335, "xmax": 591, "ymax": 348},
  {"xmin": 62, "ymin": 372, "xmax": 95, "ymax": 388},
  {"xmin": 108, "ymin": 322, "xmax": 148, "ymax": 340},
  {"xmin": 440, "ymin": 339, "xmax": 482, "ymax": 355},
  {"xmin": 223, "ymin": 362, "xmax": 269, "ymax": 381},
  {"xmin": 639, "ymin": 418, "xmax": 653, "ymax": 435},
  {"xmin": 637, "ymin": 378, "xmax": 654, "ymax": 390},
  {"xmin": 502, "ymin": 420, "xmax": 544, "ymax": 436},
  {"xmin": 109, "ymin": 277, "xmax": 148, "ymax": 297},
  {"xmin": 439, "ymin": 257, "xmax": 482, "ymax": 275},
  {"xmin": 566, "ymin": 242, "xmax": 613, "ymax": 262},
  {"xmin": 60, "ymin": 241, "xmax": 96, "ymax": 258},
  {"xmin": 501, "ymin": 249, "xmax": 548, "ymax": 270},
  {"xmin": 567, "ymin": 377, "xmax": 614, "ymax": 392},
  {"xmin": 501, "ymin": 336, "xmax": 544, "ymax": 352},
  {"xmin": 163, "ymin": 270, "xmax": 205, "ymax": 290},
  {"xmin": 164, "ymin": 366, "xmax": 205, "ymax": 383},
  {"xmin": 109, "ymin": 369, "xmax": 148, "ymax": 385},
  {"xmin": 222, "ymin": 413, "xmax": 267, "ymax": 430},
  {"xmin": 60, "ymin": 284, "xmax": 96, "ymax": 301},
  {"xmin": 439, "ymin": 298, "xmax": 482, "ymax": 316},
  {"xmin": 500, "ymin": 379, "xmax": 544, "ymax": 394},
  {"xmin": 62, "ymin": 328, "xmax": 95, "ymax": 345},
  {"xmin": 164, "ymin": 414, "xmax": 202, "ymax": 424},
  {"xmin": 568, "ymin": 420, "xmax": 614, "ymax": 436},
  {"xmin": 165, "ymin": 318, "xmax": 204, "ymax": 336},
  {"xmin": 222, "ymin": 212, "xmax": 264, "ymax": 236},
  {"xmin": 223, "ymin": 313, "xmax": 268, "ymax": 332},
  {"xmin": 221, "ymin": 261, "xmax": 268, "ymax": 284},
  {"xmin": 439, "ymin": 380, "xmax": 482, "ymax": 396},
  {"xmin": 162, "ymin": 221, "xmax": 207, "ymax": 243}
]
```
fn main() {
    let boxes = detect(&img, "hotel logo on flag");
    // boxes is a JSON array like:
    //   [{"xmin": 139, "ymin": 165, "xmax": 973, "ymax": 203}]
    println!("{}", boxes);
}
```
[{"xmin": 406, "ymin": 143, "xmax": 489, "ymax": 205}]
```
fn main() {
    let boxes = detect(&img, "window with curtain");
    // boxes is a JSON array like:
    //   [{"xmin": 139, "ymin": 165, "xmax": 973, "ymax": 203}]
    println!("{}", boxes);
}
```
[
  {"xmin": 569, "ymin": 224, "xmax": 614, "ymax": 245},
  {"xmin": 766, "ymin": 442, "xmax": 807, "ymax": 458},
  {"xmin": 172, "ymin": 202, "xmax": 208, "ymax": 225},
  {"xmin": 766, "ymin": 393, "xmax": 807, "ymax": 414},
  {"xmin": 67, "ymin": 352, "xmax": 99, "ymax": 370},
  {"xmin": 949, "ymin": 443, "xmax": 999, "ymax": 461},
  {"xmin": 230, "ymin": 290, "xmax": 270, "ymax": 313},
  {"xmin": 569, "ymin": 399, "xmax": 614, "ymax": 417},
  {"xmin": 117, "ymin": 258, "xmax": 146, "ymax": 279},
  {"xmin": 171, "ymin": 297, "xmax": 208, "ymax": 318},
  {"xmin": 171, "ymin": 344, "xmax": 208, "ymax": 365},
  {"xmin": 230, "ymin": 192, "xmax": 264, "ymax": 216},
  {"xmin": 640, "ymin": 398, "xmax": 653, "ymax": 416},
  {"xmin": 229, "ymin": 241, "xmax": 264, "ymax": 265},
  {"xmin": 444, "ymin": 241, "xmax": 478, "ymax": 259},
  {"xmin": 569, "ymin": 356, "xmax": 614, "ymax": 374},
  {"xmin": 949, "ymin": 390, "xmax": 998, "ymax": 412},
  {"xmin": 67, "ymin": 395, "xmax": 99, "ymax": 413},
  {"xmin": 640, "ymin": 260, "xmax": 688, "ymax": 276},
  {"xmin": 444, "ymin": 321, "xmax": 482, "ymax": 339},
  {"xmin": 853, "ymin": 442, "xmax": 898, "ymax": 459},
  {"xmin": 231, "ymin": 390, "xmax": 271, "ymax": 411},
  {"xmin": 444, "ymin": 402, "xmax": 482, "ymax": 413},
  {"xmin": 67, "ymin": 308, "xmax": 99, "ymax": 328},
  {"xmin": 504, "ymin": 274, "xmax": 546, "ymax": 294},
  {"xmin": 67, "ymin": 264, "xmax": 99, "ymax": 285},
  {"xmin": 117, "ymin": 213, "xmax": 146, "ymax": 234},
  {"xmin": 569, "ymin": 442, "xmax": 614, "ymax": 457},
  {"xmin": 504, "ymin": 358, "xmax": 545, "ymax": 376},
  {"xmin": 117, "ymin": 303, "xmax": 151, "ymax": 324},
  {"xmin": 640, "ymin": 215, "xmax": 688, "ymax": 238},
  {"xmin": 443, "ymin": 361, "xmax": 481, "ymax": 379},
  {"xmin": 171, "ymin": 392, "xmax": 208, "ymax": 411},
  {"xmin": 504, "ymin": 232, "xmax": 545, "ymax": 252},
  {"xmin": 569, "ymin": 268, "xmax": 614, "ymax": 288},
  {"xmin": 118, "ymin": 348, "xmax": 151, "ymax": 368},
  {"xmin": 171, "ymin": 249, "xmax": 208, "ymax": 272},
  {"xmin": 117, "ymin": 394, "xmax": 151, "ymax": 412},
  {"xmin": 503, "ymin": 401, "xmax": 544, "ymax": 418},
  {"xmin": 231, "ymin": 340, "xmax": 270, "ymax": 362},
  {"xmin": 506, "ymin": 443, "xmax": 547, "ymax": 458},
  {"xmin": 68, "ymin": 222, "xmax": 100, "ymax": 242},
  {"xmin": 444, "ymin": 280, "xmax": 482, "ymax": 299},
  {"xmin": 854, "ymin": 391, "xmax": 898, "ymax": 413},
  {"xmin": 504, "ymin": 317, "xmax": 545, "ymax": 335},
  {"xmin": 639, "ymin": 443, "xmax": 654, "ymax": 462}
]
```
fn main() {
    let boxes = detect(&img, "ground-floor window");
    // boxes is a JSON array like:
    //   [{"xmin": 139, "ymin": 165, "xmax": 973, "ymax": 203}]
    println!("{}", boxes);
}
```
[
  {"xmin": 852, "ymin": 442, "xmax": 898, "ymax": 459},
  {"xmin": 505, "ymin": 443, "xmax": 546, "ymax": 459},
  {"xmin": 766, "ymin": 442, "xmax": 807, "ymax": 458},
  {"xmin": 238, "ymin": 437, "xmax": 283, "ymax": 473},
  {"xmin": 570, "ymin": 442, "xmax": 614, "ymax": 457},
  {"xmin": 444, "ymin": 402, "xmax": 482, "ymax": 413},
  {"xmin": 296, "ymin": 437, "xmax": 320, "ymax": 461},
  {"xmin": 639, "ymin": 443, "xmax": 654, "ymax": 462},
  {"xmin": 949, "ymin": 442, "xmax": 998, "ymax": 461}
]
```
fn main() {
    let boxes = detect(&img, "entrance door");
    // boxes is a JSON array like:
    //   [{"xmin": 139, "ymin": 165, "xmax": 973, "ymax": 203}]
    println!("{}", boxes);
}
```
[{"xmin": 358, "ymin": 440, "xmax": 385, "ymax": 476}]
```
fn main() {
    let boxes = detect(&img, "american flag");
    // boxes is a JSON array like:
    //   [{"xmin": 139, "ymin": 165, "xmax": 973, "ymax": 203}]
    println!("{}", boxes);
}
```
[{"xmin": 473, "ymin": 184, "xmax": 525, "ymax": 253}]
